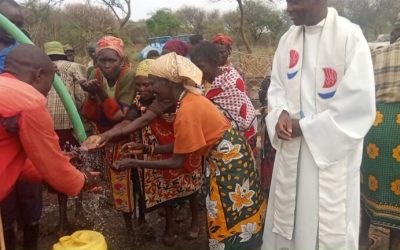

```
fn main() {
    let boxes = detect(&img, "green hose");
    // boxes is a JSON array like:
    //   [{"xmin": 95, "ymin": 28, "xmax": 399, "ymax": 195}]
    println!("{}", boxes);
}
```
[{"xmin": 0, "ymin": 13, "xmax": 87, "ymax": 142}]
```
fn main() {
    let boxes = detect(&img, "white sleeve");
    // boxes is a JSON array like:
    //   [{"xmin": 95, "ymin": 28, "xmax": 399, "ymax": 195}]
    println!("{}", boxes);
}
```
[
  {"xmin": 266, "ymin": 39, "xmax": 289, "ymax": 150},
  {"xmin": 299, "ymin": 28, "xmax": 376, "ymax": 169}
]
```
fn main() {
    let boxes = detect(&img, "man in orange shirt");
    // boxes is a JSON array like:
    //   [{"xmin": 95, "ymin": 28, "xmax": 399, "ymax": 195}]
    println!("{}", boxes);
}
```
[{"xmin": 0, "ymin": 44, "xmax": 96, "ymax": 248}]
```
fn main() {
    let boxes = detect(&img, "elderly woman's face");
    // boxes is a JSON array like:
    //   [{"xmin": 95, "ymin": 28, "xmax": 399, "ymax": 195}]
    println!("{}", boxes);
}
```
[
  {"xmin": 148, "ymin": 75, "xmax": 171, "ymax": 102},
  {"xmin": 192, "ymin": 57, "xmax": 218, "ymax": 83},
  {"xmin": 97, "ymin": 48, "xmax": 123, "ymax": 79},
  {"xmin": 216, "ymin": 44, "xmax": 230, "ymax": 66}
]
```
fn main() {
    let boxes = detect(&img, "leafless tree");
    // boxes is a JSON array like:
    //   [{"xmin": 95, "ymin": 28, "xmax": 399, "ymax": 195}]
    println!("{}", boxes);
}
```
[
  {"xmin": 99, "ymin": 0, "xmax": 131, "ymax": 29},
  {"xmin": 210, "ymin": 0, "xmax": 252, "ymax": 53}
]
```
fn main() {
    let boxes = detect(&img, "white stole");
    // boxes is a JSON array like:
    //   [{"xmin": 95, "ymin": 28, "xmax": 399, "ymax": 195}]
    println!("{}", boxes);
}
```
[{"xmin": 266, "ymin": 7, "xmax": 373, "ymax": 248}]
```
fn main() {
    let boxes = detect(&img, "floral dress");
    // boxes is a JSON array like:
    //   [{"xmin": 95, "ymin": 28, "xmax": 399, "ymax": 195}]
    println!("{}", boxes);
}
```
[
  {"xmin": 206, "ymin": 129, "xmax": 266, "ymax": 250},
  {"xmin": 131, "ymin": 98, "xmax": 202, "ymax": 211},
  {"xmin": 173, "ymin": 92, "xmax": 266, "ymax": 250},
  {"xmin": 361, "ymin": 103, "xmax": 400, "ymax": 229}
]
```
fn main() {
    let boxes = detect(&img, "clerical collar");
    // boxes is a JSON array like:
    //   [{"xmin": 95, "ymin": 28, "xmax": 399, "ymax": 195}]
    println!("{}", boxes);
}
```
[{"xmin": 304, "ymin": 18, "xmax": 326, "ymax": 33}]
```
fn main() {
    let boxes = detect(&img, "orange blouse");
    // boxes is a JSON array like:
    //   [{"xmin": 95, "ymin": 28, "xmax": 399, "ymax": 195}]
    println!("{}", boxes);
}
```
[{"xmin": 173, "ymin": 92, "xmax": 231, "ymax": 156}]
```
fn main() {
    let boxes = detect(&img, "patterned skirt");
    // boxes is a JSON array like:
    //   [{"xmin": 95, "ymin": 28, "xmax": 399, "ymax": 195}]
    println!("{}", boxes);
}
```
[
  {"xmin": 361, "ymin": 102, "xmax": 400, "ymax": 229},
  {"xmin": 138, "ymin": 153, "xmax": 203, "ymax": 211},
  {"xmin": 105, "ymin": 142, "xmax": 134, "ymax": 213},
  {"xmin": 205, "ymin": 129, "xmax": 267, "ymax": 250},
  {"xmin": 132, "ymin": 116, "xmax": 203, "ymax": 211}
]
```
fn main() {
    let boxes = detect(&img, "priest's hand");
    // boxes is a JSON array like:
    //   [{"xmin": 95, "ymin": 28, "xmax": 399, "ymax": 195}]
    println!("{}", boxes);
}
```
[
  {"xmin": 291, "ymin": 119, "xmax": 302, "ymax": 138},
  {"xmin": 276, "ymin": 110, "xmax": 292, "ymax": 140}
]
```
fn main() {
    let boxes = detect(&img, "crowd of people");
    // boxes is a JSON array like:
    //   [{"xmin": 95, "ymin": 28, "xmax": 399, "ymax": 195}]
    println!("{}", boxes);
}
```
[{"xmin": 1, "ymin": 0, "xmax": 400, "ymax": 249}]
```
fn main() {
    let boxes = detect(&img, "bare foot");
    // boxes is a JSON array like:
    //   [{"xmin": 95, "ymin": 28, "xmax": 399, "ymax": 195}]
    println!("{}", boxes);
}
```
[
  {"xmin": 74, "ymin": 212, "xmax": 91, "ymax": 228},
  {"xmin": 175, "ymin": 205, "xmax": 188, "ymax": 223},
  {"xmin": 185, "ymin": 225, "xmax": 200, "ymax": 240},
  {"xmin": 162, "ymin": 231, "xmax": 177, "ymax": 247},
  {"xmin": 158, "ymin": 208, "xmax": 166, "ymax": 217},
  {"xmin": 54, "ymin": 222, "xmax": 71, "ymax": 237}
]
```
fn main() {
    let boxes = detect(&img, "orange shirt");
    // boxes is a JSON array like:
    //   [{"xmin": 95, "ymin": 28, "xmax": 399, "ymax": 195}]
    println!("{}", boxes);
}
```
[
  {"xmin": 0, "ymin": 73, "xmax": 84, "ymax": 201},
  {"xmin": 173, "ymin": 92, "xmax": 231, "ymax": 156}
]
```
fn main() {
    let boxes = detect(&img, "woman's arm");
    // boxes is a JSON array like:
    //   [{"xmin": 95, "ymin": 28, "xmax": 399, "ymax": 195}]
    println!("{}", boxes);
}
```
[
  {"xmin": 113, "ymin": 154, "xmax": 186, "ymax": 171},
  {"xmin": 109, "ymin": 106, "xmax": 129, "ymax": 122},
  {"xmin": 153, "ymin": 143, "xmax": 174, "ymax": 154},
  {"xmin": 96, "ymin": 110, "xmax": 159, "ymax": 147},
  {"xmin": 118, "ymin": 110, "xmax": 158, "ymax": 137}
]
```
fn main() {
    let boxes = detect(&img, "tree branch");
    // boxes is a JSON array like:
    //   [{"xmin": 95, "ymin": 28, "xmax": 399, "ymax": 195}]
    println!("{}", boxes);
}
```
[
  {"xmin": 120, "ymin": 0, "xmax": 131, "ymax": 28},
  {"xmin": 237, "ymin": 0, "xmax": 252, "ymax": 53},
  {"xmin": 100, "ymin": 0, "xmax": 122, "ymax": 23}
]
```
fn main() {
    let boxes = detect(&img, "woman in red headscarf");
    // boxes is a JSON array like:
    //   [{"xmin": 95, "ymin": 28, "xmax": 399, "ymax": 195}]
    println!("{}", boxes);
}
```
[
  {"xmin": 212, "ymin": 34, "xmax": 233, "ymax": 66},
  {"xmin": 212, "ymin": 33, "xmax": 244, "ymax": 78},
  {"xmin": 80, "ymin": 35, "xmax": 136, "ymax": 236}
]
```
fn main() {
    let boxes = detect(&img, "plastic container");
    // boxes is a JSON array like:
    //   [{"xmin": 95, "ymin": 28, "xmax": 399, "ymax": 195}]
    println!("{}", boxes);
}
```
[{"xmin": 53, "ymin": 230, "xmax": 107, "ymax": 250}]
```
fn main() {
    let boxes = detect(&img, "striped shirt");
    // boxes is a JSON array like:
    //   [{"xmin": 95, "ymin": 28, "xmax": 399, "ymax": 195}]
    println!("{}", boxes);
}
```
[
  {"xmin": 47, "ymin": 60, "xmax": 86, "ymax": 129},
  {"xmin": 372, "ymin": 38, "xmax": 400, "ymax": 103}
]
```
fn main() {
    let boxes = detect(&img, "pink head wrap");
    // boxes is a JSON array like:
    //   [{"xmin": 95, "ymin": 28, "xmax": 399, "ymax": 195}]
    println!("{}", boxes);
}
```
[
  {"xmin": 163, "ymin": 39, "xmax": 189, "ymax": 57},
  {"xmin": 96, "ymin": 35, "xmax": 125, "ymax": 57}
]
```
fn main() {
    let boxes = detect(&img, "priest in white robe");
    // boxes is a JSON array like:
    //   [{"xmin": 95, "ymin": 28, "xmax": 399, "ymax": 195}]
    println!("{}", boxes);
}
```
[{"xmin": 262, "ymin": 1, "xmax": 376, "ymax": 249}]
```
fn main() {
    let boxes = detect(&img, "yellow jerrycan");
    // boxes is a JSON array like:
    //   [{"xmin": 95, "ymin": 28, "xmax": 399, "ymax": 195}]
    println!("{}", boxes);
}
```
[{"xmin": 53, "ymin": 230, "xmax": 107, "ymax": 250}]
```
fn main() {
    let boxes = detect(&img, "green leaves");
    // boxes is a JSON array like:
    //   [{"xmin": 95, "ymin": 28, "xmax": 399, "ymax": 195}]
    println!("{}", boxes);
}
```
[{"xmin": 146, "ymin": 9, "xmax": 182, "ymax": 36}]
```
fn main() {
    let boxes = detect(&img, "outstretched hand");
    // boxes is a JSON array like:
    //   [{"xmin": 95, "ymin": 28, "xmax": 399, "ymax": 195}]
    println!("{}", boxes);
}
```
[
  {"xmin": 82, "ymin": 170, "xmax": 102, "ymax": 193},
  {"xmin": 96, "ymin": 132, "xmax": 113, "ymax": 148},
  {"xmin": 112, "ymin": 158, "xmax": 139, "ymax": 171},
  {"xmin": 79, "ymin": 79, "xmax": 102, "ymax": 95},
  {"xmin": 81, "ymin": 135, "xmax": 102, "ymax": 151},
  {"xmin": 120, "ymin": 142, "xmax": 145, "ymax": 157}
]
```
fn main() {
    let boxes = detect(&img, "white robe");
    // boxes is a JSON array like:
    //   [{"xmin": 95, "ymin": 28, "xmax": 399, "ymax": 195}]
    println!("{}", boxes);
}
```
[{"xmin": 262, "ymin": 8, "xmax": 376, "ymax": 250}]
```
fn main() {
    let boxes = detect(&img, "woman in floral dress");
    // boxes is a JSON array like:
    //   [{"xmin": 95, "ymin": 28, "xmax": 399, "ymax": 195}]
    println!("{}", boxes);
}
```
[{"xmin": 114, "ymin": 53, "xmax": 266, "ymax": 250}]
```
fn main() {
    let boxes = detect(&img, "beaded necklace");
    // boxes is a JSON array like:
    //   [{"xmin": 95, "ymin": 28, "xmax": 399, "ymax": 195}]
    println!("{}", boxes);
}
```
[{"xmin": 175, "ymin": 90, "xmax": 187, "ymax": 112}]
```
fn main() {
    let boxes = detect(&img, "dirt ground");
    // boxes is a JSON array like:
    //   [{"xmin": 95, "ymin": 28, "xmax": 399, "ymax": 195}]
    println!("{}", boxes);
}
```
[
  {"xmin": 35, "ymin": 191, "xmax": 209, "ymax": 250},
  {"xmin": 14, "ymin": 191, "xmax": 386, "ymax": 250},
  {"xmin": 10, "ymin": 142, "xmax": 391, "ymax": 250}
]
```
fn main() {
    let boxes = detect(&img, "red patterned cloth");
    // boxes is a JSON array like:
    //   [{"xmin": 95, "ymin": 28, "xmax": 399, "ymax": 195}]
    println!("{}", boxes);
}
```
[
  {"xmin": 204, "ymin": 65, "xmax": 257, "ymax": 140},
  {"xmin": 96, "ymin": 35, "xmax": 125, "ymax": 57},
  {"xmin": 212, "ymin": 33, "xmax": 233, "ymax": 51},
  {"xmin": 260, "ymin": 120, "xmax": 275, "ymax": 194},
  {"xmin": 135, "ymin": 99, "xmax": 202, "ymax": 210}
]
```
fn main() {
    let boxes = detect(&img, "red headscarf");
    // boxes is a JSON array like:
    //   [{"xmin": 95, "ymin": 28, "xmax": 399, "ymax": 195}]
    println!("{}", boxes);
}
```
[
  {"xmin": 212, "ymin": 33, "xmax": 233, "ymax": 51},
  {"xmin": 163, "ymin": 39, "xmax": 189, "ymax": 57},
  {"xmin": 96, "ymin": 35, "xmax": 125, "ymax": 57}
]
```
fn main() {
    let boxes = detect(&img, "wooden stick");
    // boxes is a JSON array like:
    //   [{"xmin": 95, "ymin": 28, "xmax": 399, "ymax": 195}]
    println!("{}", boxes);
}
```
[{"xmin": 0, "ymin": 209, "xmax": 6, "ymax": 250}]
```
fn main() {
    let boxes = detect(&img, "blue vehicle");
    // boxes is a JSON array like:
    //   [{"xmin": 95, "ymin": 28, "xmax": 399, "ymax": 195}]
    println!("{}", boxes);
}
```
[{"xmin": 139, "ymin": 34, "xmax": 192, "ymax": 60}]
